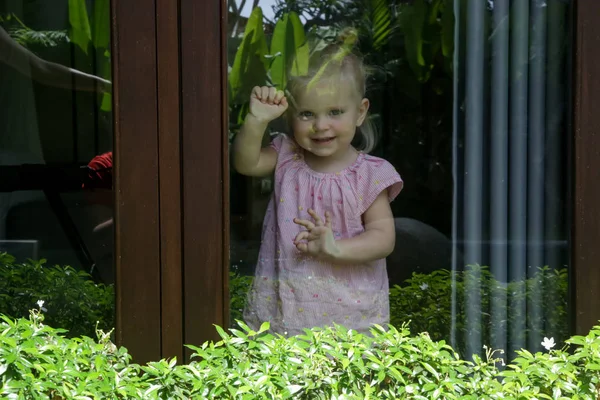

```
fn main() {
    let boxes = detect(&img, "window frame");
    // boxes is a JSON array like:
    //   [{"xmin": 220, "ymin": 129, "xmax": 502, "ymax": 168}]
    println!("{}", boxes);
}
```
[
  {"xmin": 112, "ymin": 0, "xmax": 600, "ymax": 362},
  {"xmin": 572, "ymin": 0, "xmax": 600, "ymax": 336},
  {"xmin": 111, "ymin": 0, "xmax": 163, "ymax": 364}
]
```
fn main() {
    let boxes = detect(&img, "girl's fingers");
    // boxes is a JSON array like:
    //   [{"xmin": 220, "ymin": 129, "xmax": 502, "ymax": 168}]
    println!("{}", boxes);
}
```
[
  {"xmin": 251, "ymin": 86, "xmax": 262, "ymax": 100},
  {"xmin": 274, "ymin": 90, "xmax": 285, "ymax": 104},
  {"xmin": 294, "ymin": 231, "xmax": 308, "ymax": 244},
  {"xmin": 279, "ymin": 96, "xmax": 288, "ymax": 108},
  {"xmin": 324, "ymin": 211, "xmax": 332, "ymax": 229},
  {"xmin": 267, "ymin": 87, "xmax": 277, "ymax": 102},
  {"xmin": 294, "ymin": 218, "xmax": 315, "ymax": 231},
  {"xmin": 308, "ymin": 209, "xmax": 323, "ymax": 226},
  {"xmin": 295, "ymin": 242, "xmax": 308, "ymax": 253},
  {"xmin": 260, "ymin": 86, "xmax": 270, "ymax": 101}
]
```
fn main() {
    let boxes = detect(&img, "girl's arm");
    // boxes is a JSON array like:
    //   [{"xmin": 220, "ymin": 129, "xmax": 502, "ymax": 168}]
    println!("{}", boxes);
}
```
[
  {"xmin": 293, "ymin": 191, "xmax": 396, "ymax": 264},
  {"xmin": 330, "ymin": 191, "xmax": 396, "ymax": 264},
  {"xmin": 232, "ymin": 114, "xmax": 278, "ymax": 177},
  {"xmin": 232, "ymin": 86, "xmax": 287, "ymax": 177}
]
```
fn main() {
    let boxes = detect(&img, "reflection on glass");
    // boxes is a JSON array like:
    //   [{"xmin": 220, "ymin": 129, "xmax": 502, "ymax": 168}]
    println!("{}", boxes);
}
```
[
  {"xmin": 228, "ymin": 0, "xmax": 571, "ymax": 360},
  {"xmin": 0, "ymin": 1, "xmax": 114, "ymax": 338},
  {"xmin": 453, "ymin": 0, "xmax": 572, "ymax": 358}
]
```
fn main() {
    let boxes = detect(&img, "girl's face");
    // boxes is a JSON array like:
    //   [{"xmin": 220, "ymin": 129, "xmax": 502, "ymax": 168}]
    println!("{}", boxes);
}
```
[{"xmin": 290, "ymin": 78, "xmax": 369, "ymax": 163}]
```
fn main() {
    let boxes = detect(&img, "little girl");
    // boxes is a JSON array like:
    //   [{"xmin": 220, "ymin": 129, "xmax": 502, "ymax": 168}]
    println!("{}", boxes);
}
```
[{"xmin": 233, "ymin": 38, "xmax": 403, "ymax": 336}]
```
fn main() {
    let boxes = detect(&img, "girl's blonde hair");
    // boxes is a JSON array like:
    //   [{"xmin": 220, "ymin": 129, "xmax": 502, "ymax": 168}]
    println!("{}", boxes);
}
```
[{"xmin": 285, "ymin": 28, "xmax": 378, "ymax": 153}]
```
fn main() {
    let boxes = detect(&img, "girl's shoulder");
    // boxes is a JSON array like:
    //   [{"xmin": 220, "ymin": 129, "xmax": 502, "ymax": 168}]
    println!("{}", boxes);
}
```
[
  {"xmin": 351, "ymin": 153, "xmax": 404, "ymax": 214},
  {"xmin": 355, "ymin": 153, "xmax": 398, "ymax": 176},
  {"xmin": 269, "ymin": 132, "xmax": 294, "ymax": 153},
  {"xmin": 269, "ymin": 133, "xmax": 304, "ymax": 169}
]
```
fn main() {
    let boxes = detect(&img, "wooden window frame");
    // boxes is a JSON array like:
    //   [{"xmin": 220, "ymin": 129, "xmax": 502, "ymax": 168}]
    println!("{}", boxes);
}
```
[
  {"xmin": 111, "ymin": 0, "xmax": 600, "ymax": 363},
  {"xmin": 573, "ymin": 0, "xmax": 600, "ymax": 335},
  {"xmin": 111, "ymin": 0, "xmax": 162, "ymax": 364},
  {"xmin": 111, "ymin": 0, "xmax": 227, "ymax": 363}
]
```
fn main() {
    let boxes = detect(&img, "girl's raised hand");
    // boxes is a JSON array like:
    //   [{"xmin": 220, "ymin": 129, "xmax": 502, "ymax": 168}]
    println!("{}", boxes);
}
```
[
  {"xmin": 293, "ymin": 209, "xmax": 340, "ymax": 260},
  {"xmin": 248, "ymin": 86, "xmax": 288, "ymax": 123}
]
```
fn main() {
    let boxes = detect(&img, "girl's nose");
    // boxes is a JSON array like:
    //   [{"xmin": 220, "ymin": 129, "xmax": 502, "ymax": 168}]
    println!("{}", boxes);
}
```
[{"xmin": 313, "ymin": 116, "xmax": 329, "ymax": 132}]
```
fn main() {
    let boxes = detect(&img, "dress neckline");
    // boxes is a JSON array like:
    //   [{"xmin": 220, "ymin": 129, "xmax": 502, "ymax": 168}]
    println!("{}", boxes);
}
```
[{"xmin": 297, "ymin": 149, "xmax": 365, "ymax": 178}]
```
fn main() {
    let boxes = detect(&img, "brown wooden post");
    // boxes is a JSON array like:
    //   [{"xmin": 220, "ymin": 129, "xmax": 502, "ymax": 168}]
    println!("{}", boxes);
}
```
[
  {"xmin": 180, "ymin": 0, "xmax": 229, "ymax": 359},
  {"xmin": 157, "ymin": 0, "xmax": 184, "ymax": 361},
  {"xmin": 573, "ymin": 0, "xmax": 600, "ymax": 335},
  {"xmin": 111, "ymin": 0, "xmax": 162, "ymax": 363}
]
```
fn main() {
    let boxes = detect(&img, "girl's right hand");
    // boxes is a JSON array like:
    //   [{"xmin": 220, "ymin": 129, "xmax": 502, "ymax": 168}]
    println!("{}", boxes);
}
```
[{"xmin": 248, "ymin": 86, "xmax": 288, "ymax": 123}]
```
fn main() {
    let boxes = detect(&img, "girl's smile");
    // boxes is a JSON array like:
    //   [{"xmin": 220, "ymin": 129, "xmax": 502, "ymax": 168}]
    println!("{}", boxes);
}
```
[
  {"xmin": 291, "ymin": 78, "xmax": 369, "ymax": 172},
  {"xmin": 311, "ymin": 136, "xmax": 335, "ymax": 144}
]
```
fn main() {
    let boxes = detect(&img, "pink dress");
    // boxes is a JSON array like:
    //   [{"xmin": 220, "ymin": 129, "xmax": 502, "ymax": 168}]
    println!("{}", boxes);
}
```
[{"xmin": 243, "ymin": 134, "xmax": 403, "ymax": 335}]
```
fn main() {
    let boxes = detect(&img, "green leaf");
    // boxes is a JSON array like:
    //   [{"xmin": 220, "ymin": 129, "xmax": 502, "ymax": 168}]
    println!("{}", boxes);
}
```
[
  {"xmin": 441, "ymin": 0, "xmax": 454, "ymax": 59},
  {"xmin": 214, "ymin": 325, "xmax": 229, "ymax": 341},
  {"xmin": 585, "ymin": 363, "xmax": 600, "ymax": 371},
  {"xmin": 566, "ymin": 336, "xmax": 586, "ymax": 346},
  {"xmin": 269, "ymin": 12, "xmax": 309, "ymax": 90},
  {"xmin": 258, "ymin": 321, "xmax": 270, "ymax": 334},
  {"xmin": 370, "ymin": 0, "xmax": 392, "ymax": 51},
  {"xmin": 92, "ymin": 0, "xmax": 110, "ymax": 49},
  {"xmin": 68, "ymin": 0, "xmax": 92, "ymax": 54},
  {"xmin": 229, "ymin": 7, "xmax": 269, "ymax": 104},
  {"xmin": 100, "ymin": 93, "xmax": 112, "ymax": 112},
  {"xmin": 9, "ymin": 29, "xmax": 69, "ymax": 48},
  {"xmin": 287, "ymin": 384, "xmax": 303, "ymax": 395},
  {"xmin": 400, "ymin": 0, "xmax": 427, "ymax": 78},
  {"xmin": 421, "ymin": 361, "xmax": 440, "ymax": 380}
]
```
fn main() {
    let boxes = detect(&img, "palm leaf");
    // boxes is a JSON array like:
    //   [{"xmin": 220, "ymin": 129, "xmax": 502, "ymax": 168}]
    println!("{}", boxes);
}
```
[
  {"xmin": 399, "ymin": 0, "xmax": 428, "ymax": 81},
  {"xmin": 9, "ymin": 29, "xmax": 69, "ymax": 48},
  {"xmin": 68, "ymin": 0, "xmax": 92, "ymax": 54},
  {"xmin": 269, "ymin": 12, "xmax": 309, "ymax": 89},
  {"xmin": 370, "ymin": 0, "xmax": 392, "ymax": 51},
  {"xmin": 229, "ymin": 7, "xmax": 269, "ymax": 104}
]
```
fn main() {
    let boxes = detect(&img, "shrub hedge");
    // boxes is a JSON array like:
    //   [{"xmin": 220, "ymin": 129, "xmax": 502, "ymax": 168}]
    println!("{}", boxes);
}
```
[
  {"xmin": 0, "ymin": 253, "xmax": 577, "ymax": 398},
  {"xmin": 0, "ymin": 253, "xmax": 114, "ymax": 339},
  {"xmin": 1, "ymin": 308, "xmax": 599, "ymax": 399}
]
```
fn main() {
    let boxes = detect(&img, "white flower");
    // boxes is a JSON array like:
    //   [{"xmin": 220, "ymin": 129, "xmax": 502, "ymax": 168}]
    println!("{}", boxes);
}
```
[
  {"xmin": 420, "ymin": 283, "xmax": 429, "ymax": 291},
  {"xmin": 541, "ymin": 337, "xmax": 556, "ymax": 351},
  {"xmin": 36, "ymin": 299, "xmax": 47, "ymax": 312}
]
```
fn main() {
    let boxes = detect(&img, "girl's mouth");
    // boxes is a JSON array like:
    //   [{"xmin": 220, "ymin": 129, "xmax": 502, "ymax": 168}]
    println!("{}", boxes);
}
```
[{"xmin": 311, "ymin": 137, "xmax": 335, "ymax": 144}]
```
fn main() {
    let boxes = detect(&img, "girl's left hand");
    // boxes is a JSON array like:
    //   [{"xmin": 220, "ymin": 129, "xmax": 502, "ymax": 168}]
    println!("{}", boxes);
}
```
[{"xmin": 293, "ymin": 209, "xmax": 340, "ymax": 260}]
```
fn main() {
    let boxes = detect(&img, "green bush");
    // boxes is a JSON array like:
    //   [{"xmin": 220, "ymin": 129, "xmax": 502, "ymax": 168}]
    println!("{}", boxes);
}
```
[
  {"xmin": 0, "ymin": 250, "xmax": 567, "ymax": 360},
  {"xmin": 1, "ymin": 308, "xmax": 600, "ymax": 399},
  {"xmin": 389, "ymin": 265, "xmax": 569, "ymax": 355},
  {"xmin": 231, "ymin": 265, "xmax": 569, "ymax": 356},
  {"xmin": 0, "ymin": 252, "xmax": 114, "ymax": 338}
]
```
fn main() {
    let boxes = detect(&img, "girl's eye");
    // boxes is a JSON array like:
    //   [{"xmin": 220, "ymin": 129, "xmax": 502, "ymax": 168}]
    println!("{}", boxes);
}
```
[
  {"xmin": 298, "ymin": 111, "xmax": 313, "ymax": 120},
  {"xmin": 330, "ymin": 109, "xmax": 343, "ymax": 116}
]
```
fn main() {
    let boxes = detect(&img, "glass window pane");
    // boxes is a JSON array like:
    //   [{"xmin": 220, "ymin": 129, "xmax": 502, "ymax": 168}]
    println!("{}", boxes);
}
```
[
  {"xmin": 0, "ymin": 0, "xmax": 114, "ymax": 338},
  {"xmin": 228, "ymin": 0, "xmax": 572, "ymax": 360}
]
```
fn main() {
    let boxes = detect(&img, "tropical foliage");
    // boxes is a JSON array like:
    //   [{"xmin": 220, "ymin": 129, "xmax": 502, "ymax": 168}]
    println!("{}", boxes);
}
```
[
  {"xmin": 1, "ymin": 0, "xmax": 112, "ymax": 111},
  {"xmin": 228, "ymin": 0, "xmax": 456, "ymax": 233},
  {"xmin": 1, "ymin": 307, "xmax": 598, "ymax": 399}
]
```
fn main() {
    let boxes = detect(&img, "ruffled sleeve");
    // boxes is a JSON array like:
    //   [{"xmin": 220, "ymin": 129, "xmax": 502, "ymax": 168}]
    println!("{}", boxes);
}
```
[
  {"xmin": 269, "ymin": 132, "xmax": 294, "ymax": 153},
  {"xmin": 353, "ymin": 155, "xmax": 403, "ymax": 215},
  {"xmin": 269, "ymin": 133, "xmax": 300, "ymax": 171},
  {"xmin": 269, "ymin": 133, "xmax": 284, "ymax": 152}
]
